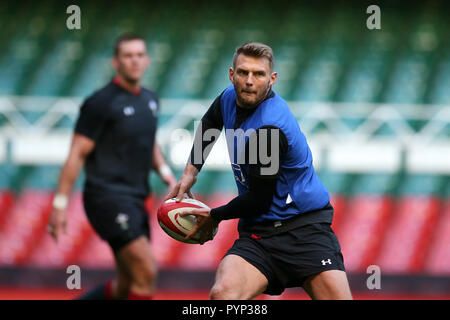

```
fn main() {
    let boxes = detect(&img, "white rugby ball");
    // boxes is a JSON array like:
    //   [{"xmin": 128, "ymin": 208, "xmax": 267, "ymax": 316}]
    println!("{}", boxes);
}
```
[{"xmin": 157, "ymin": 198, "xmax": 217, "ymax": 244}]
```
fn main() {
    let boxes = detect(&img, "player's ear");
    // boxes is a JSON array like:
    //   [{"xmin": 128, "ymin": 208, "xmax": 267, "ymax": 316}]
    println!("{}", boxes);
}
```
[
  {"xmin": 229, "ymin": 67, "xmax": 234, "ymax": 83},
  {"xmin": 269, "ymin": 71, "xmax": 277, "ymax": 86},
  {"xmin": 111, "ymin": 57, "xmax": 118, "ymax": 70}
]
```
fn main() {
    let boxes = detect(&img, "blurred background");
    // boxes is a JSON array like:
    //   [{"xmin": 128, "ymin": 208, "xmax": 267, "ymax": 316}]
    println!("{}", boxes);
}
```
[{"xmin": 0, "ymin": 0, "xmax": 449, "ymax": 299}]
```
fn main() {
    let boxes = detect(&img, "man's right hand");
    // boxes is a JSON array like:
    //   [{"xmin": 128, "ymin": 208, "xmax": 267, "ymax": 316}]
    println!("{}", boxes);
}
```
[
  {"xmin": 48, "ymin": 134, "xmax": 94, "ymax": 242},
  {"xmin": 165, "ymin": 164, "xmax": 199, "ymax": 202},
  {"xmin": 48, "ymin": 209, "xmax": 67, "ymax": 242}
]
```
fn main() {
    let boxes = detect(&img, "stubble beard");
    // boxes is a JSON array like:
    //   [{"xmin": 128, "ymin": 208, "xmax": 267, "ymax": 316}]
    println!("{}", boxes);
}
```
[{"xmin": 236, "ymin": 86, "xmax": 270, "ymax": 109}]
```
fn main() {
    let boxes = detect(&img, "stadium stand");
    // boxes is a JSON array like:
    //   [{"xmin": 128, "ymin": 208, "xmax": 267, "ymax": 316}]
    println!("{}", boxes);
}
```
[{"xmin": 425, "ymin": 197, "xmax": 450, "ymax": 275}]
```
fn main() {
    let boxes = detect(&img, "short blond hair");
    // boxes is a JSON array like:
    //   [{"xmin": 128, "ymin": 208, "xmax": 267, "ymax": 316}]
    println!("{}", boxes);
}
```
[{"xmin": 233, "ymin": 42, "xmax": 274, "ymax": 72}]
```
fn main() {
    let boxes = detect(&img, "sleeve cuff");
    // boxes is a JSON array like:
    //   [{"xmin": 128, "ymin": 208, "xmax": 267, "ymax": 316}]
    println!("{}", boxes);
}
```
[{"xmin": 210, "ymin": 207, "xmax": 224, "ymax": 223}]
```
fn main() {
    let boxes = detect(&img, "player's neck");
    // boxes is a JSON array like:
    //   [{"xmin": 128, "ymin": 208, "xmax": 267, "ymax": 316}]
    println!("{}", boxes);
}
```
[{"xmin": 113, "ymin": 75, "xmax": 141, "ymax": 95}]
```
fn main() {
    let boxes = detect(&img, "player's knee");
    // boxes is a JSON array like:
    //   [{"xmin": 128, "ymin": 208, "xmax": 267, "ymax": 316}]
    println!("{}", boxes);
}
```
[
  {"xmin": 305, "ymin": 270, "xmax": 352, "ymax": 300},
  {"xmin": 210, "ymin": 282, "xmax": 240, "ymax": 300},
  {"xmin": 210, "ymin": 285, "xmax": 227, "ymax": 300}
]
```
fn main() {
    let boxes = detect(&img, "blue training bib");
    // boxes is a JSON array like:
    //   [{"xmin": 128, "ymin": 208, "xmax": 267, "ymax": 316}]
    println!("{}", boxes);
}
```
[{"xmin": 220, "ymin": 85, "xmax": 330, "ymax": 224}]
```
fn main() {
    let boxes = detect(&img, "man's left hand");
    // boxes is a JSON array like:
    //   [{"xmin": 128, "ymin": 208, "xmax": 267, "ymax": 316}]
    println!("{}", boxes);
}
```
[{"xmin": 179, "ymin": 207, "xmax": 218, "ymax": 244}]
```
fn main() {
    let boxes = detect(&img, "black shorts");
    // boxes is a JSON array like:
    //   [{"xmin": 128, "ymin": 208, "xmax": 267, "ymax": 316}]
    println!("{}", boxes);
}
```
[
  {"xmin": 83, "ymin": 191, "xmax": 150, "ymax": 253},
  {"xmin": 225, "ymin": 222, "xmax": 346, "ymax": 295}
]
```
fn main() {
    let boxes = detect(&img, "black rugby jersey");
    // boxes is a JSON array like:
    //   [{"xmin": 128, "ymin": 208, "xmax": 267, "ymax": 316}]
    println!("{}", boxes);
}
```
[{"xmin": 75, "ymin": 78, "xmax": 159, "ymax": 199}]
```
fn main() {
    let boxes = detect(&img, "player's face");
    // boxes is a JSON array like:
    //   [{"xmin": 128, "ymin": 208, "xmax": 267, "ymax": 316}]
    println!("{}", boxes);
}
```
[
  {"xmin": 113, "ymin": 40, "xmax": 149, "ymax": 83},
  {"xmin": 229, "ymin": 54, "xmax": 277, "ymax": 109}
]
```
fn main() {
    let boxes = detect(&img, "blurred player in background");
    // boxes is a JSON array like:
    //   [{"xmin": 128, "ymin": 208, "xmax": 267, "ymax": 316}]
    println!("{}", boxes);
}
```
[
  {"xmin": 167, "ymin": 42, "xmax": 352, "ymax": 300},
  {"xmin": 48, "ymin": 33, "xmax": 176, "ymax": 300}
]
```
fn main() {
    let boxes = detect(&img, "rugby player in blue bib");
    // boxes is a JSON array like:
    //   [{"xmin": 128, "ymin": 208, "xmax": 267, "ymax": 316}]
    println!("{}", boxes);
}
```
[{"xmin": 167, "ymin": 42, "xmax": 352, "ymax": 300}]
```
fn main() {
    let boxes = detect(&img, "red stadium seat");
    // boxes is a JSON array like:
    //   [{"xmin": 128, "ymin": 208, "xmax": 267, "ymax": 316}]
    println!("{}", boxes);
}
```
[
  {"xmin": 27, "ymin": 192, "xmax": 93, "ymax": 267},
  {"xmin": 202, "ymin": 193, "xmax": 236, "ymax": 209},
  {"xmin": 329, "ymin": 193, "xmax": 347, "ymax": 235},
  {"xmin": 75, "ymin": 232, "xmax": 115, "ymax": 268},
  {"xmin": 376, "ymin": 196, "xmax": 440, "ymax": 274},
  {"xmin": 0, "ymin": 190, "xmax": 14, "ymax": 231},
  {"xmin": 144, "ymin": 195, "xmax": 161, "ymax": 215},
  {"xmin": 0, "ymin": 190, "xmax": 52, "ymax": 265},
  {"xmin": 338, "ymin": 195, "xmax": 392, "ymax": 273},
  {"xmin": 424, "ymin": 199, "xmax": 450, "ymax": 275}
]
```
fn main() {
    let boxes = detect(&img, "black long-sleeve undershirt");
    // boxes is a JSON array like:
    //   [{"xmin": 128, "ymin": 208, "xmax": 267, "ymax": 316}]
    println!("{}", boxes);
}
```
[{"xmin": 188, "ymin": 90, "xmax": 288, "ymax": 222}]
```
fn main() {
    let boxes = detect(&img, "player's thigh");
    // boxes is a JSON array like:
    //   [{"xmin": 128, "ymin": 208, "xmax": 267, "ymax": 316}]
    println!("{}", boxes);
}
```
[
  {"xmin": 212, "ymin": 254, "xmax": 268, "ymax": 300},
  {"xmin": 115, "ymin": 236, "xmax": 157, "ymax": 283},
  {"xmin": 303, "ymin": 269, "xmax": 352, "ymax": 300}
]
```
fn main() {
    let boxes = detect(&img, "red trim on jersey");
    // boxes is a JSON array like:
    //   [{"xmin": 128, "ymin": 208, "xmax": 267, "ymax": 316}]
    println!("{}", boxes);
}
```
[{"xmin": 112, "ymin": 76, "xmax": 141, "ymax": 95}]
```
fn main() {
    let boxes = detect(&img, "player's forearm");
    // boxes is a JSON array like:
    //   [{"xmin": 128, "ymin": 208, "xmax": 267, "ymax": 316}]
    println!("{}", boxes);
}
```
[
  {"xmin": 210, "ymin": 175, "xmax": 277, "ymax": 222},
  {"xmin": 182, "ymin": 163, "xmax": 199, "ymax": 179},
  {"xmin": 56, "ymin": 153, "xmax": 84, "ymax": 196},
  {"xmin": 210, "ymin": 188, "xmax": 272, "ymax": 222},
  {"xmin": 152, "ymin": 143, "xmax": 171, "ymax": 176}
]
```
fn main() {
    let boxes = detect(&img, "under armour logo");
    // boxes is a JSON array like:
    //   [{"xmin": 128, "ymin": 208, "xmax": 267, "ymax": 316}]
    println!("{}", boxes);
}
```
[
  {"xmin": 321, "ymin": 259, "xmax": 332, "ymax": 265},
  {"xmin": 123, "ymin": 106, "xmax": 135, "ymax": 116}
]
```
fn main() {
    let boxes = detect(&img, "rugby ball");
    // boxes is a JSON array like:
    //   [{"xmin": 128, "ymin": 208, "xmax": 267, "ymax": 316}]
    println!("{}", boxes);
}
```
[{"xmin": 157, "ymin": 198, "xmax": 217, "ymax": 244}]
